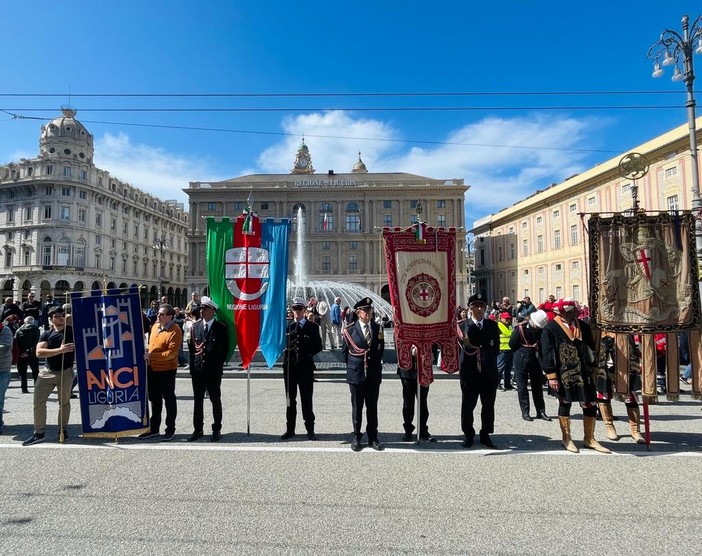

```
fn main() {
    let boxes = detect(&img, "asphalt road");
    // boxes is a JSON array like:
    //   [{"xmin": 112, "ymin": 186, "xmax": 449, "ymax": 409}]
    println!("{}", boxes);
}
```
[{"xmin": 1, "ymin": 375, "xmax": 701, "ymax": 555}]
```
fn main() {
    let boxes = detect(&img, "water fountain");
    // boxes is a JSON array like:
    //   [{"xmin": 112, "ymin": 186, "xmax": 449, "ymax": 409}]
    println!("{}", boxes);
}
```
[{"xmin": 286, "ymin": 207, "xmax": 394, "ymax": 321}]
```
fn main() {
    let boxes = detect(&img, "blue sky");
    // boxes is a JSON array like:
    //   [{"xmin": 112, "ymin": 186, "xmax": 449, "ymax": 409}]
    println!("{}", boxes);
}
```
[{"xmin": 1, "ymin": 1, "xmax": 700, "ymax": 227}]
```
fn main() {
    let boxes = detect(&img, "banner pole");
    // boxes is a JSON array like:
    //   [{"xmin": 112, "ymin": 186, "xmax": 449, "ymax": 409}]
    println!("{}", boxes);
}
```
[
  {"xmin": 643, "ymin": 399, "xmax": 651, "ymax": 450},
  {"xmin": 415, "ymin": 362, "xmax": 420, "ymax": 445},
  {"xmin": 247, "ymin": 365, "xmax": 251, "ymax": 436}
]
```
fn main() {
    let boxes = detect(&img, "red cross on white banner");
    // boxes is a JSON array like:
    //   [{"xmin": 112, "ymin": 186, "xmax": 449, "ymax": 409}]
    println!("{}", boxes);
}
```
[{"xmin": 635, "ymin": 248, "xmax": 652, "ymax": 280}]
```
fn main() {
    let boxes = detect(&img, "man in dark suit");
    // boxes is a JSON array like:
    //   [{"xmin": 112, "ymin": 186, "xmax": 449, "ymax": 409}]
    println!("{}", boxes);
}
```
[
  {"xmin": 342, "ymin": 297, "xmax": 385, "ymax": 452},
  {"xmin": 187, "ymin": 295, "xmax": 229, "ymax": 442},
  {"xmin": 459, "ymin": 293, "xmax": 500, "ymax": 449},
  {"xmin": 398, "ymin": 345, "xmax": 435, "ymax": 442},
  {"xmin": 281, "ymin": 297, "xmax": 323, "ymax": 440}
]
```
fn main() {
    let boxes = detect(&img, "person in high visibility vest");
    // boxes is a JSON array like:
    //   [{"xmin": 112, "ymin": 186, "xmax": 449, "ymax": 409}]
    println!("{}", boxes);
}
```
[{"xmin": 497, "ymin": 312, "xmax": 514, "ymax": 391}]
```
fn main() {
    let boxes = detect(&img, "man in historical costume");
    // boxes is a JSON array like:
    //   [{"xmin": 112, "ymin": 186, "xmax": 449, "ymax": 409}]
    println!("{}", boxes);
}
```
[
  {"xmin": 509, "ymin": 309, "xmax": 552, "ymax": 422},
  {"xmin": 497, "ymin": 311, "xmax": 514, "ymax": 391},
  {"xmin": 187, "ymin": 296, "xmax": 230, "ymax": 442},
  {"xmin": 140, "ymin": 303, "xmax": 182, "ymax": 442},
  {"xmin": 458, "ymin": 293, "xmax": 500, "ymax": 449},
  {"xmin": 596, "ymin": 331, "xmax": 645, "ymax": 444},
  {"xmin": 342, "ymin": 297, "xmax": 385, "ymax": 451},
  {"xmin": 281, "ymin": 297, "xmax": 323, "ymax": 440},
  {"xmin": 397, "ymin": 345, "xmax": 435, "ymax": 442},
  {"xmin": 540, "ymin": 298, "xmax": 611, "ymax": 454},
  {"xmin": 22, "ymin": 306, "xmax": 75, "ymax": 446}
]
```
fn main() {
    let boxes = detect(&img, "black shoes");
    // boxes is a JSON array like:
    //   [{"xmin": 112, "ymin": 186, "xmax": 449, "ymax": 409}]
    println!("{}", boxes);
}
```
[
  {"xmin": 369, "ymin": 440, "xmax": 384, "ymax": 451},
  {"xmin": 522, "ymin": 413, "xmax": 534, "ymax": 422},
  {"xmin": 536, "ymin": 411, "xmax": 552, "ymax": 422},
  {"xmin": 419, "ymin": 433, "xmax": 437, "ymax": 443},
  {"xmin": 280, "ymin": 430, "xmax": 295, "ymax": 440},
  {"xmin": 402, "ymin": 432, "xmax": 413, "ymax": 441},
  {"xmin": 160, "ymin": 431, "xmax": 175, "ymax": 442},
  {"xmin": 138, "ymin": 430, "xmax": 159, "ymax": 439},
  {"xmin": 351, "ymin": 437, "xmax": 362, "ymax": 452},
  {"xmin": 307, "ymin": 431, "xmax": 318, "ymax": 441},
  {"xmin": 22, "ymin": 432, "xmax": 45, "ymax": 446},
  {"xmin": 462, "ymin": 435, "xmax": 474, "ymax": 448},
  {"xmin": 186, "ymin": 431, "xmax": 204, "ymax": 442},
  {"xmin": 211, "ymin": 431, "xmax": 222, "ymax": 442},
  {"xmin": 479, "ymin": 434, "xmax": 497, "ymax": 449}
]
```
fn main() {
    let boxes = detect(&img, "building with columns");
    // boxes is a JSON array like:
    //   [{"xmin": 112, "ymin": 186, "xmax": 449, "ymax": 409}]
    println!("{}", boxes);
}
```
[
  {"xmin": 185, "ymin": 141, "xmax": 470, "ymax": 302},
  {"xmin": 471, "ymin": 118, "xmax": 702, "ymax": 308},
  {"xmin": 0, "ymin": 108, "xmax": 190, "ymax": 308}
]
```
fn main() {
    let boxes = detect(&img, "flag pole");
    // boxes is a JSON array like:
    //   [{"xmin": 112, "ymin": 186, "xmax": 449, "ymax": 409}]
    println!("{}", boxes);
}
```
[{"xmin": 246, "ymin": 365, "xmax": 251, "ymax": 436}]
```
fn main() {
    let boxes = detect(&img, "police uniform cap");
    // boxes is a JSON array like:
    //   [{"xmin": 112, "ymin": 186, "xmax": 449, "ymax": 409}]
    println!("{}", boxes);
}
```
[
  {"xmin": 353, "ymin": 297, "xmax": 373, "ymax": 311},
  {"xmin": 291, "ymin": 296, "xmax": 306, "ymax": 308},
  {"xmin": 200, "ymin": 296, "xmax": 219, "ymax": 310},
  {"xmin": 467, "ymin": 293, "xmax": 486, "ymax": 307}
]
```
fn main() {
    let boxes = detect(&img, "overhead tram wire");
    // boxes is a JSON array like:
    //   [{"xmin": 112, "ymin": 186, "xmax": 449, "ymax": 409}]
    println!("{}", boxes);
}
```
[{"xmin": 0, "ymin": 109, "xmax": 622, "ymax": 154}]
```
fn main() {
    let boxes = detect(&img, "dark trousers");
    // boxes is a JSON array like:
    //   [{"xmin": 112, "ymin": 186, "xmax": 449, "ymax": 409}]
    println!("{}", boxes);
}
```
[
  {"xmin": 513, "ymin": 350, "xmax": 546, "ymax": 416},
  {"xmin": 191, "ymin": 371, "xmax": 222, "ymax": 432},
  {"xmin": 349, "ymin": 380, "xmax": 381, "ymax": 442},
  {"xmin": 147, "ymin": 367, "xmax": 177, "ymax": 434},
  {"xmin": 284, "ymin": 371, "xmax": 315, "ymax": 433},
  {"xmin": 400, "ymin": 377, "xmax": 429, "ymax": 435},
  {"xmin": 17, "ymin": 355, "xmax": 39, "ymax": 391},
  {"xmin": 460, "ymin": 370, "xmax": 498, "ymax": 438},
  {"xmin": 497, "ymin": 351, "xmax": 513, "ymax": 386}
]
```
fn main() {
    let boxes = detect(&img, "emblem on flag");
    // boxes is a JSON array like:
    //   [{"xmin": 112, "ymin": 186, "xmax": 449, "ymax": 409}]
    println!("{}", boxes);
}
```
[
  {"xmin": 226, "ymin": 247, "xmax": 270, "ymax": 301},
  {"xmin": 405, "ymin": 272, "xmax": 441, "ymax": 317}
]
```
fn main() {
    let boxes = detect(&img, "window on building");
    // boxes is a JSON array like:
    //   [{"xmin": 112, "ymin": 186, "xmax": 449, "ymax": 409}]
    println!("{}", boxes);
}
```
[
  {"xmin": 46, "ymin": 165, "xmax": 53, "ymax": 176},
  {"xmin": 538, "ymin": 266, "xmax": 545, "ymax": 275},
  {"xmin": 480, "ymin": 249, "xmax": 485, "ymax": 266},
  {"xmin": 78, "ymin": 208, "xmax": 86, "ymax": 223},
  {"xmin": 232, "ymin": 201, "xmax": 242, "ymax": 211},
  {"xmin": 95, "ymin": 254, "xmax": 101, "ymax": 268},
  {"xmin": 111, "ymin": 218, "xmax": 117, "ymax": 231},
  {"xmin": 345, "ymin": 202, "xmax": 361, "ymax": 232},
  {"xmin": 122, "ymin": 223, "xmax": 128, "ymax": 234},
  {"xmin": 7, "ymin": 207, "xmax": 14, "ymax": 223},
  {"xmin": 321, "ymin": 241, "xmax": 330, "ymax": 250},
  {"xmin": 24, "ymin": 207, "xmax": 32, "ymax": 221},
  {"xmin": 569, "ymin": 203, "xmax": 577, "ymax": 213},
  {"xmin": 410, "ymin": 200, "xmax": 418, "ymax": 209},
  {"xmin": 410, "ymin": 214, "xmax": 418, "ymax": 225},
  {"xmin": 27, "ymin": 167, "xmax": 33, "ymax": 177},
  {"xmin": 536, "ymin": 216, "xmax": 543, "ymax": 225},
  {"xmin": 207, "ymin": 202, "xmax": 216, "ymax": 211},
  {"xmin": 57, "ymin": 239, "xmax": 70, "ymax": 265},
  {"xmin": 260, "ymin": 203, "xmax": 269, "ymax": 210},
  {"xmin": 95, "ymin": 235, "xmax": 101, "ymax": 245},
  {"xmin": 665, "ymin": 166, "xmax": 678, "ymax": 178},
  {"xmin": 319, "ymin": 203, "xmax": 333, "ymax": 231},
  {"xmin": 522, "ymin": 221, "xmax": 527, "ymax": 228},
  {"xmin": 122, "ymin": 259, "xmax": 127, "ymax": 273},
  {"xmin": 23, "ymin": 249, "xmax": 31, "ymax": 266},
  {"xmin": 23, "ymin": 230, "xmax": 30, "ymax": 240},
  {"xmin": 497, "ymin": 246, "xmax": 503, "ymax": 262},
  {"xmin": 522, "ymin": 239, "xmax": 528, "ymax": 256},
  {"xmin": 322, "ymin": 255, "xmax": 330, "ymax": 271},
  {"xmin": 667, "ymin": 195, "xmax": 680, "ymax": 211},
  {"xmin": 571, "ymin": 260, "xmax": 579, "ymax": 270},
  {"xmin": 537, "ymin": 235, "xmax": 544, "ymax": 253},
  {"xmin": 509, "ymin": 242, "xmax": 515, "ymax": 259},
  {"xmin": 80, "ymin": 170, "xmax": 88, "ymax": 181},
  {"xmin": 437, "ymin": 214, "xmax": 446, "ymax": 227},
  {"xmin": 555, "ymin": 286, "xmax": 563, "ymax": 298},
  {"xmin": 555, "ymin": 263, "xmax": 562, "ymax": 271},
  {"xmin": 5, "ymin": 250, "xmax": 12, "ymax": 267},
  {"xmin": 350, "ymin": 241, "xmax": 358, "ymax": 250},
  {"xmin": 349, "ymin": 255, "xmax": 358, "ymax": 271},
  {"xmin": 60, "ymin": 207, "xmax": 70, "ymax": 220},
  {"xmin": 61, "ymin": 187, "xmax": 71, "ymax": 196},
  {"xmin": 96, "ymin": 213, "xmax": 102, "ymax": 227},
  {"xmin": 63, "ymin": 166, "xmax": 71, "ymax": 178},
  {"xmin": 134, "ymin": 224, "xmax": 139, "ymax": 238},
  {"xmin": 553, "ymin": 209, "xmax": 560, "ymax": 218},
  {"xmin": 79, "ymin": 190, "xmax": 87, "ymax": 199},
  {"xmin": 539, "ymin": 288, "xmax": 544, "ymax": 302},
  {"xmin": 74, "ymin": 243, "xmax": 85, "ymax": 267},
  {"xmin": 572, "ymin": 284, "xmax": 580, "ymax": 301},
  {"xmin": 523, "ymin": 269, "xmax": 529, "ymax": 275},
  {"xmin": 110, "ymin": 258, "xmax": 115, "ymax": 271},
  {"xmin": 437, "ymin": 200, "xmax": 446, "ymax": 208},
  {"xmin": 133, "ymin": 260, "xmax": 138, "ymax": 274},
  {"xmin": 42, "ymin": 239, "xmax": 52, "ymax": 265},
  {"xmin": 383, "ymin": 200, "xmax": 392, "ymax": 209},
  {"xmin": 383, "ymin": 214, "xmax": 392, "ymax": 227},
  {"xmin": 621, "ymin": 183, "xmax": 630, "ymax": 194},
  {"xmin": 588, "ymin": 196, "xmax": 596, "ymax": 206},
  {"xmin": 554, "ymin": 229, "xmax": 561, "ymax": 249},
  {"xmin": 570, "ymin": 224, "xmax": 579, "ymax": 245}
]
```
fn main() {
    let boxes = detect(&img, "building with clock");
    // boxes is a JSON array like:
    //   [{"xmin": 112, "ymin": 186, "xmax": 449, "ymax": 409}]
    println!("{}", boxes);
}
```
[
  {"xmin": 185, "ymin": 140, "xmax": 471, "ymax": 303},
  {"xmin": 0, "ymin": 107, "xmax": 190, "ymax": 308}
]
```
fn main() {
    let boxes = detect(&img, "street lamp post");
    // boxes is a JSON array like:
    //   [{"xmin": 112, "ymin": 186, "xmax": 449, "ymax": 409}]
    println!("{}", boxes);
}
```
[
  {"xmin": 648, "ymin": 14, "xmax": 702, "ymax": 281},
  {"xmin": 153, "ymin": 235, "xmax": 167, "ymax": 297}
]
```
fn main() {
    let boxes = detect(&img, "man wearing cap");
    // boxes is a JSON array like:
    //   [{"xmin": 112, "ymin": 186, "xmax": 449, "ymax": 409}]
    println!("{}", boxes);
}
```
[
  {"xmin": 186, "ymin": 296, "xmax": 229, "ymax": 442},
  {"xmin": 140, "ymin": 303, "xmax": 182, "ymax": 442},
  {"xmin": 496, "ymin": 312, "xmax": 514, "ymax": 391},
  {"xmin": 281, "ymin": 297, "xmax": 323, "ymax": 440},
  {"xmin": 540, "ymin": 298, "xmax": 610, "ymax": 454},
  {"xmin": 510, "ymin": 310, "xmax": 552, "ymax": 422},
  {"xmin": 342, "ymin": 297, "xmax": 385, "ymax": 451},
  {"xmin": 458, "ymin": 293, "xmax": 500, "ymax": 449}
]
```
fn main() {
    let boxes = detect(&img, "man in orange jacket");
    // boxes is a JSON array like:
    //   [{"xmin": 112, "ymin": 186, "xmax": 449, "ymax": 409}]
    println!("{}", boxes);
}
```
[{"xmin": 140, "ymin": 303, "xmax": 182, "ymax": 441}]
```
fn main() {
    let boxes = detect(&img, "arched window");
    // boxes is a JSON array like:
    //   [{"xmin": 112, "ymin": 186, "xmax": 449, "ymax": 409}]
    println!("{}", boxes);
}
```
[
  {"xmin": 345, "ymin": 202, "xmax": 361, "ymax": 232},
  {"xmin": 291, "ymin": 203, "xmax": 306, "ymax": 233},
  {"xmin": 319, "ymin": 203, "xmax": 333, "ymax": 232}
]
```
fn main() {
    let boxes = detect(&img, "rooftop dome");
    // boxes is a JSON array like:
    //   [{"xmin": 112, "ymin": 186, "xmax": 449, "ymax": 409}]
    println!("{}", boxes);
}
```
[
  {"xmin": 351, "ymin": 151, "xmax": 368, "ymax": 174},
  {"xmin": 39, "ymin": 106, "xmax": 94, "ymax": 164}
]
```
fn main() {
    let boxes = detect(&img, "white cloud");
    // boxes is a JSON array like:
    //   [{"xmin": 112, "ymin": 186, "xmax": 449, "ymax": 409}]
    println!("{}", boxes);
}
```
[
  {"xmin": 93, "ymin": 133, "xmax": 227, "ymax": 205},
  {"xmin": 257, "ymin": 111, "xmax": 604, "ymax": 226}
]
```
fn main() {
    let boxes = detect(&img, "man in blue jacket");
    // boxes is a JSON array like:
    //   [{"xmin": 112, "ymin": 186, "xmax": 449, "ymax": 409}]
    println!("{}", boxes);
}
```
[{"xmin": 342, "ymin": 297, "xmax": 385, "ymax": 452}]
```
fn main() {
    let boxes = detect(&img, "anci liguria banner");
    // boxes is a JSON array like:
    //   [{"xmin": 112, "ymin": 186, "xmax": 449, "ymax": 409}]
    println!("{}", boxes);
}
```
[
  {"xmin": 71, "ymin": 287, "xmax": 149, "ymax": 437},
  {"xmin": 206, "ymin": 214, "xmax": 290, "ymax": 369}
]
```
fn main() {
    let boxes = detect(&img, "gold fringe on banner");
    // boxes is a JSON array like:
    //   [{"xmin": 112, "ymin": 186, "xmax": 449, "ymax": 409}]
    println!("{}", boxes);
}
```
[
  {"xmin": 641, "ymin": 334, "xmax": 658, "ymax": 404},
  {"xmin": 615, "ymin": 333, "xmax": 630, "ymax": 397},
  {"xmin": 689, "ymin": 328, "xmax": 702, "ymax": 400},
  {"xmin": 665, "ymin": 332, "xmax": 680, "ymax": 401}
]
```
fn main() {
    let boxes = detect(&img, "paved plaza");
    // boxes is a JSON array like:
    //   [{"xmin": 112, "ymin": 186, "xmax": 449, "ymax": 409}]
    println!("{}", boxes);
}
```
[{"xmin": 1, "ymin": 370, "xmax": 701, "ymax": 555}]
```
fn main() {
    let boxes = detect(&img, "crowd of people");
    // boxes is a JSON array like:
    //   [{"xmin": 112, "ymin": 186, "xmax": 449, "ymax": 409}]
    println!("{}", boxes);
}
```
[{"xmin": 0, "ymin": 290, "xmax": 695, "ymax": 452}]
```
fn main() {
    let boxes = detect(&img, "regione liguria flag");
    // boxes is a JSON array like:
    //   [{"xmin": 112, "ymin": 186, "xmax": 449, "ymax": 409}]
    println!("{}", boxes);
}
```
[
  {"xmin": 383, "ymin": 222, "xmax": 458, "ymax": 386},
  {"xmin": 206, "ymin": 214, "xmax": 290, "ymax": 369}
]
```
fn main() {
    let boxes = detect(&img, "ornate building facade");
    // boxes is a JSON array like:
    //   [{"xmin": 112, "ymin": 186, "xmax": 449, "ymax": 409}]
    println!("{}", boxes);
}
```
[
  {"xmin": 186, "ymin": 142, "xmax": 470, "ymax": 303},
  {"xmin": 471, "ymin": 118, "xmax": 702, "ymax": 308},
  {"xmin": 0, "ymin": 108, "xmax": 190, "ymax": 307}
]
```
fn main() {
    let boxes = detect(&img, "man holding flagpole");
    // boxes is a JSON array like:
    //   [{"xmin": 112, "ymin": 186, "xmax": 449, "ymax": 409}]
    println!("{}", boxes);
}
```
[{"xmin": 281, "ymin": 297, "xmax": 323, "ymax": 440}]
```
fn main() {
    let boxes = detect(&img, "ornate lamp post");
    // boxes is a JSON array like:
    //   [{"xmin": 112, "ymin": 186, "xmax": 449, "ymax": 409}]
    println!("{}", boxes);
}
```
[
  {"xmin": 153, "ymin": 235, "xmax": 167, "ymax": 297},
  {"xmin": 648, "ymin": 14, "xmax": 702, "ymax": 279}
]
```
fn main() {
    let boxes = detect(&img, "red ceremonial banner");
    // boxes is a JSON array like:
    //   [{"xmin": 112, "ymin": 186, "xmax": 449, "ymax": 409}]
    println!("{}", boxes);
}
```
[{"xmin": 383, "ymin": 223, "xmax": 458, "ymax": 386}]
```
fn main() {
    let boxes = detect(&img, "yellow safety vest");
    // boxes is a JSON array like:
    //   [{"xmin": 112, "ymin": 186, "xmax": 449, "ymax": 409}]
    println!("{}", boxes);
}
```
[{"xmin": 497, "ymin": 322, "xmax": 512, "ymax": 351}]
